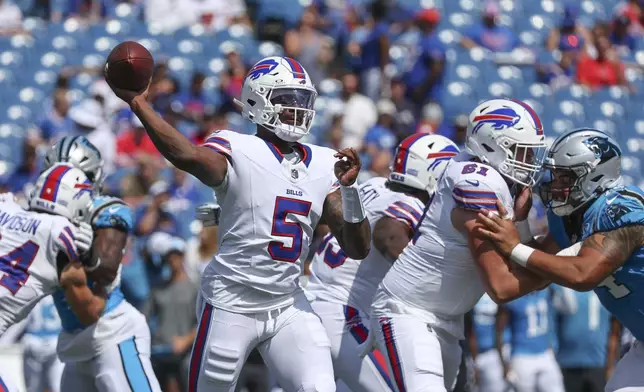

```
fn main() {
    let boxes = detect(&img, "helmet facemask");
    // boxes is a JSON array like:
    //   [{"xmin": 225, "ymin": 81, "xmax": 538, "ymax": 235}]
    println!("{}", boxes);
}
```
[
  {"xmin": 241, "ymin": 83, "xmax": 317, "ymax": 142},
  {"xmin": 264, "ymin": 87, "xmax": 316, "ymax": 142},
  {"xmin": 493, "ymin": 136, "xmax": 548, "ymax": 187},
  {"xmin": 540, "ymin": 163, "xmax": 595, "ymax": 216}
]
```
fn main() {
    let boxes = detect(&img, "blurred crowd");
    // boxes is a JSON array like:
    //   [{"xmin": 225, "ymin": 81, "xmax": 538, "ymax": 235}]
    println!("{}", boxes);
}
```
[{"xmin": 0, "ymin": 0, "xmax": 642, "ymax": 391}]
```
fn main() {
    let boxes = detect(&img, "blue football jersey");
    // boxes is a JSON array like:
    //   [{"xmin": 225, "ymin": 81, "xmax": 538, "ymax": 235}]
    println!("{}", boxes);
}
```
[
  {"xmin": 580, "ymin": 186, "xmax": 644, "ymax": 341},
  {"xmin": 473, "ymin": 294, "xmax": 510, "ymax": 352},
  {"xmin": 53, "ymin": 196, "xmax": 131, "ymax": 332},
  {"xmin": 552, "ymin": 285, "xmax": 612, "ymax": 368},
  {"xmin": 547, "ymin": 210, "xmax": 573, "ymax": 250},
  {"xmin": 505, "ymin": 289, "xmax": 554, "ymax": 356}
]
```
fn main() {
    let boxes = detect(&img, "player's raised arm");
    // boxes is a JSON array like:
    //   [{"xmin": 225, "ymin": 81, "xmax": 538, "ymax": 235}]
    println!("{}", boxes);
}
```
[
  {"xmin": 320, "ymin": 148, "xmax": 371, "ymax": 260},
  {"xmin": 107, "ymin": 81, "xmax": 227, "ymax": 188}
]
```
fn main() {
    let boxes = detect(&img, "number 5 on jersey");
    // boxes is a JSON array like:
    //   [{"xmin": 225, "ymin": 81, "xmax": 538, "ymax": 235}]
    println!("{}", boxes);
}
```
[{"xmin": 269, "ymin": 197, "xmax": 312, "ymax": 263}]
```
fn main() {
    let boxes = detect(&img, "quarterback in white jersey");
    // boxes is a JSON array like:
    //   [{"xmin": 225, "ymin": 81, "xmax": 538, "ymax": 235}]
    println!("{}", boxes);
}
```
[
  {"xmin": 43, "ymin": 136, "xmax": 161, "ymax": 392},
  {"xmin": 307, "ymin": 134, "xmax": 458, "ymax": 392},
  {"xmin": 108, "ymin": 56, "xmax": 371, "ymax": 392},
  {"xmin": 0, "ymin": 164, "xmax": 96, "ymax": 336},
  {"xmin": 367, "ymin": 99, "xmax": 550, "ymax": 392}
]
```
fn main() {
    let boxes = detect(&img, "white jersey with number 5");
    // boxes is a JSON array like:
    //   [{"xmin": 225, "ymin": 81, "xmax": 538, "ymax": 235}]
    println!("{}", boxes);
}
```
[
  {"xmin": 0, "ymin": 199, "xmax": 80, "ymax": 334},
  {"xmin": 199, "ymin": 130, "xmax": 339, "ymax": 313},
  {"xmin": 373, "ymin": 153, "xmax": 515, "ymax": 338},
  {"xmin": 307, "ymin": 177, "xmax": 424, "ymax": 315}
]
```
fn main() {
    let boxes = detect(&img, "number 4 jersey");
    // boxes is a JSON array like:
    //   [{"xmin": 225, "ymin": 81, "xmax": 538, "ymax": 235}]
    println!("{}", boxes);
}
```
[
  {"xmin": 199, "ymin": 130, "xmax": 339, "ymax": 313},
  {"xmin": 579, "ymin": 185, "xmax": 644, "ymax": 341},
  {"xmin": 374, "ymin": 154, "xmax": 515, "ymax": 339},
  {"xmin": 306, "ymin": 177, "xmax": 424, "ymax": 316},
  {"xmin": 0, "ymin": 199, "xmax": 80, "ymax": 334}
]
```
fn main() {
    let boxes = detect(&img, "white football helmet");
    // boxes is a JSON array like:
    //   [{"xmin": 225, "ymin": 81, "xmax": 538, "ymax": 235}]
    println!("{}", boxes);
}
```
[
  {"xmin": 540, "ymin": 128, "xmax": 622, "ymax": 216},
  {"xmin": 234, "ymin": 56, "xmax": 317, "ymax": 142},
  {"xmin": 466, "ymin": 99, "xmax": 547, "ymax": 187},
  {"xmin": 29, "ymin": 163, "xmax": 95, "ymax": 223},
  {"xmin": 44, "ymin": 136, "xmax": 104, "ymax": 190},
  {"xmin": 389, "ymin": 134, "xmax": 460, "ymax": 194}
]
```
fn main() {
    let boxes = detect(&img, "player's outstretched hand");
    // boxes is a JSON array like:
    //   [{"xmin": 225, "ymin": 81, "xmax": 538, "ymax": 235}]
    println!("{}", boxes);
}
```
[
  {"xmin": 105, "ymin": 73, "xmax": 151, "ymax": 107},
  {"xmin": 74, "ymin": 222, "xmax": 94, "ymax": 256},
  {"xmin": 513, "ymin": 185, "xmax": 533, "ymax": 222},
  {"xmin": 334, "ymin": 148, "xmax": 361, "ymax": 186},
  {"xmin": 476, "ymin": 200, "xmax": 521, "ymax": 257}
]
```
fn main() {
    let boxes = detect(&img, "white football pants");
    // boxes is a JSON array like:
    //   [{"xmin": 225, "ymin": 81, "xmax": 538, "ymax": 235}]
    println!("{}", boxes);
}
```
[
  {"xmin": 606, "ymin": 340, "xmax": 644, "ymax": 392},
  {"xmin": 474, "ymin": 349, "xmax": 505, "ymax": 392},
  {"xmin": 371, "ymin": 315, "xmax": 462, "ymax": 392},
  {"xmin": 60, "ymin": 325, "xmax": 161, "ymax": 392},
  {"xmin": 188, "ymin": 292, "xmax": 335, "ymax": 392},
  {"xmin": 311, "ymin": 300, "xmax": 394, "ymax": 392},
  {"xmin": 509, "ymin": 350, "xmax": 564, "ymax": 392}
]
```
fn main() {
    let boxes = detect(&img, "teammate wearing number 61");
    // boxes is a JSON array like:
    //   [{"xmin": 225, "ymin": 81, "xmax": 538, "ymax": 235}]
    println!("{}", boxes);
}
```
[
  {"xmin": 475, "ymin": 128, "xmax": 644, "ymax": 392},
  {"xmin": 362, "ymin": 98, "xmax": 550, "ymax": 392},
  {"xmin": 107, "ymin": 56, "xmax": 372, "ymax": 392}
]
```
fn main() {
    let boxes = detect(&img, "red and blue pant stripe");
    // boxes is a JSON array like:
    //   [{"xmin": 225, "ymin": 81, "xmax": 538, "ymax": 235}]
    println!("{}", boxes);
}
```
[
  {"xmin": 380, "ymin": 317, "xmax": 406, "ymax": 392},
  {"xmin": 189, "ymin": 302, "xmax": 213, "ymax": 392},
  {"xmin": 344, "ymin": 306, "xmax": 394, "ymax": 391}
]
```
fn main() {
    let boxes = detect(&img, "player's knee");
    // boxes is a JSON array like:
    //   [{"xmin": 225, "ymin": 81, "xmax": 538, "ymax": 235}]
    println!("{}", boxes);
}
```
[{"xmin": 202, "ymin": 344, "xmax": 244, "ymax": 385}]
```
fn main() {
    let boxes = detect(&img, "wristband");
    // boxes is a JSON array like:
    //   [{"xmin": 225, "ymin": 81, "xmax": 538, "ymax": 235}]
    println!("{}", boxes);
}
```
[
  {"xmin": 84, "ymin": 257, "xmax": 101, "ymax": 272},
  {"xmin": 515, "ymin": 220, "xmax": 533, "ymax": 244},
  {"xmin": 509, "ymin": 244, "xmax": 535, "ymax": 268},
  {"xmin": 341, "ymin": 182, "xmax": 366, "ymax": 223}
]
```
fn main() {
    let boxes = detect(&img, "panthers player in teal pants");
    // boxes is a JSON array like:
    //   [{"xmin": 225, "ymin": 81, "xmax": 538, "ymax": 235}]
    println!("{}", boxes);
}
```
[
  {"xmin": 476, "ymin": 128, "xmax": 644, "ymax": 392},
  {"xmin": 44, "ymin": 136, "xmax": 161, "ymax": 392}
]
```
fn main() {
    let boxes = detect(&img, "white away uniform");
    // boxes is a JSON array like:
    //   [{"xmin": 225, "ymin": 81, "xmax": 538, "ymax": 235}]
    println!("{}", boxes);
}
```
[
  {"xmin": 307, "ymin": 177, "xmax": 424, "ymax": 392},
  {"xmin": 370, "ymin": 154, "xmax": 515, "ymax": 392},
  {"xmin": 192, "ymin": 130, "xmax": 338, "ymax": 392},
  {"xmin": 54, "ymin": 196, "xmax": 161, "ymax": 392},
  {"xmin": 0, "ymin": 199, "xmax": 82, "ymax": 334}
]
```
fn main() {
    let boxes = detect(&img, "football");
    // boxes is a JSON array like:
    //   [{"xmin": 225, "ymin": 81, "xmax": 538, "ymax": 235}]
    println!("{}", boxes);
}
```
[{"xmin": 104, "ymin": 41, "xmax": 154, "ymax": 91}]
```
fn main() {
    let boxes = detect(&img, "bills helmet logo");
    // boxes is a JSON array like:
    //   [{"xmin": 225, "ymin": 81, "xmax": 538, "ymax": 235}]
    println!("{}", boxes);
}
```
[
  {"xmin": 427, "ymin": 144, "xmax": 459, "ymax": 171},
  {"xmin": 246, "ymin": 59, "xmax": 279, "ymax": 81},
  {"xmin": 73, "ymin": 180, "xmax": 94, "ymax": 200},
  {"xmin": 472, "ymin": 107, "xmax": 521, "ymax": 134}
]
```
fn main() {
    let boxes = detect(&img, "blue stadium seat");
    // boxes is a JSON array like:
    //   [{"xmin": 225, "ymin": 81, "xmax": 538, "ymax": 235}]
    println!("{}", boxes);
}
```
[
  {"xmin": 177, "ymin": 39, "xmax": 204, "ymax": 57},
  {"xmin": 497, "ymin": 65, "xmax": 523, "ymax": 90},
  {"xmin": 446, "ymin": 13, "xmax": 474, "ymax": 30},
  {"xmin": 110, "ymin": 3, "xmax": 142, "ymax": 22},
  {"xmin": 39, "ymin": 51, "xmax": 66, "ymax": 70},
  {"xmin": 621, "ymin": 155, "xmax": 641, "ymax": 177},
  {"xmin": 93, "ymin": 36, "xmax": 120, "ymax": 54},
  {"xmin": 437, "ymin": 30, "xmax": 461, "ymax": 47},
  {"xmin": 0, "ymin": 51, "xmax": 25, "ymax": 69},
  {"xmin": 550, "ymin": 117, "xmax": 577, "ymax": 135},
  {"xmin": 487, "ymin": 81, "xmax": 513, "ymax": 98},
  {"xmin": 553, "ymin": 84, "xmax": 591, "ymax": 103},
  {"xmin": 445, "ymin": 64, "xmax": 481, "ymax": 85},
  {"xmin": 591, "ymin": 86, "xmax": 630, "ymax": 105},
  {"xmin": 556, "ymin": 99, "xmax": 585, "ymax": 122},
  {"xmin": 0, "ymin": 68, "xmax": 14, "ymax": 87},
  {"xmin": 51, "ymin": 35, "xmax": 78, "ymax": 52},
  {"xmin": 206, "ymin": 58, "xmax": 226, "ymax": 76},
  {"xmin": 257, "ymin": 41, "xmax": 284, "ymax": 58},
  {"xmin": 6, "ymin": 105, "xmax": 32, "ymax": 125}
]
